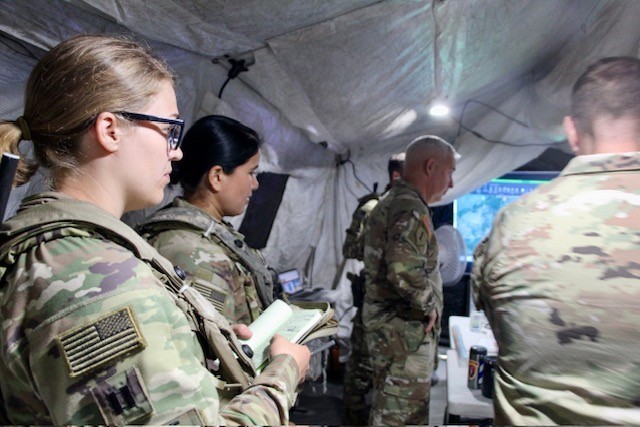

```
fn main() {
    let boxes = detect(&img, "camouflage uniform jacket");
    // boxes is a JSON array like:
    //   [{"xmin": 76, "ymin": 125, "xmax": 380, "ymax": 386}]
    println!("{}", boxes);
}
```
[
  {"xmin": 472, "ymin": 152, "xmax": 640, "ymax": 425},
  {"xmin": 0, "ymin": 193, "xmax": 299, "ymax": 425},
  {"xmin": 139, "ymin": 198, "xmax": 273, "ymax": 326},
  {"xmin": 362, "ymin": 180, "xmax": 443, "ymax": 330},
  {"xmin": 343, "ymin": 192, "xmax": 379, "ymax": 261}
]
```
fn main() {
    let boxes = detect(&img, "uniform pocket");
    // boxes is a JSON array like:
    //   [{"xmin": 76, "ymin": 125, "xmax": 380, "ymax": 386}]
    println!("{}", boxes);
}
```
[{"xmin": 404, "ymin": 320, "xmax": 427, "ymax": 353}]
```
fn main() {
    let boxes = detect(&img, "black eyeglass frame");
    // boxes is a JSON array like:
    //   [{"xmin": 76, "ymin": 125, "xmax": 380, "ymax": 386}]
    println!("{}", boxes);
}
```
[{"xmin": 115, "ymin": 111, "xmax": 185, "ymax": 151}]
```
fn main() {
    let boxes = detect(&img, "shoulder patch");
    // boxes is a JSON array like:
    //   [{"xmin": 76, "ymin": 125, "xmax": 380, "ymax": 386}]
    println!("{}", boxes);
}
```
[
  {"xmin": 190, "ymin": 276, "xmax": 230, "ymax": 313},
  {"xmin": 166, "ymin": 408, "xmax": 206, "ymax": 425},
  {"xmin": 58, "ymin": 306, "xmax": 146, "ymax": 378},
  {"xmin": 90, "ymin": 367, "xmax": 153, "ymax": 424}
]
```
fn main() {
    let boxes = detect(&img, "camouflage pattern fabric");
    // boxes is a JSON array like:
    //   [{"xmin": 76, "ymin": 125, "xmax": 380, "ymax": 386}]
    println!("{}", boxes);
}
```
[
  {"xmin": 140, "ymin": 198, "xmax": 265, "ymax": 325},
  {"xmin": 342, "ymin": 302, "xmax": 374, "ymax": 425},
  {"xmin": 362, "ymin": 180, "xmax": 443, "ymax": 425},
  {"xmin": 342, "ymin": 193, "xmax": 378, "ymax": 424},
  {"xmin": 472, "ymin": 152, "xmax": 640, "ymax": 425},
  {"xmin": 0, "ymin": 193, "xmax": 300, "ymax": 425},
  {"xmin": 343, "ymin": 193, "xmax": 379, "ymax": 261}
]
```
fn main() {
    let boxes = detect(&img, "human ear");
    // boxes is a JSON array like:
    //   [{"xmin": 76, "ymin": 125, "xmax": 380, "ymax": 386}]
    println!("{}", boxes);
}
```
[
  {"xmin": 92, "ymin": 112, "xmax": 120, "ymax": 153},
  {"xmin": 424, "ymin": 158, "xmax": 435, "ymax": 176},
  {"xmin": 563, "ymin": 116, "xmax": 580, "ymax": 154},
  {"xmin": 207, "ymin": 165, "xmax": 225, "ymax": 191}
]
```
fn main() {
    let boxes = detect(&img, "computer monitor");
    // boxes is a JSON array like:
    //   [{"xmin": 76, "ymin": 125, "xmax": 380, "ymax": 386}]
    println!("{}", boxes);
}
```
[
  {"xmin": 277, "ymin": 268, "xmax": 305, "ymax": 296},
  {"xmin": 453, "ymin": 171, "xmax": 559, "ymax": 263}
]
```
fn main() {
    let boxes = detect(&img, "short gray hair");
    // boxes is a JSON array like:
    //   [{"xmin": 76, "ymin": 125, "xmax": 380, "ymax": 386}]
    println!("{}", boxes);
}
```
[{"xmin": 406, "ymin": 135, "xmax": 460, "ymax": 161}]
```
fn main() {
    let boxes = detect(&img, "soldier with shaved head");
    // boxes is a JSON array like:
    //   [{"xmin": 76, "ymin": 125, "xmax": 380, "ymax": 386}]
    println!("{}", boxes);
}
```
[
  {"xmin": 362, "ymin": 135, "xmax": 459, "ymax": 425},
  {"xmin": 472, "ymin": 56, "xmax": 640, "ymax": 424}
]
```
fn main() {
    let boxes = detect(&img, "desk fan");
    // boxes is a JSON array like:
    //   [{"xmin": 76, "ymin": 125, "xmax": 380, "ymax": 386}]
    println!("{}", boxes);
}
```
[{"xmin": 435, "ymin": 225, "xmax": 467, "ymax": 287}]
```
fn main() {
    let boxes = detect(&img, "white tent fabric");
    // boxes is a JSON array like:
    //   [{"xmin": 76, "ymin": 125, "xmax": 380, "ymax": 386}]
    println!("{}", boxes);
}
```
[{"xmin": 2, "ymin": 1, "xmax": 640, "ymax": 327}]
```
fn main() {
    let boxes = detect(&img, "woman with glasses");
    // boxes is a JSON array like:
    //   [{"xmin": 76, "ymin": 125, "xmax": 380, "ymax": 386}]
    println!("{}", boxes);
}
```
[
  {"xmin": 0, "ymin": 35, "xmax": 309, "ymax": 425},
  {"xmin": 139, "ymin": 115, "xmax": 275, "ymax": 327}
]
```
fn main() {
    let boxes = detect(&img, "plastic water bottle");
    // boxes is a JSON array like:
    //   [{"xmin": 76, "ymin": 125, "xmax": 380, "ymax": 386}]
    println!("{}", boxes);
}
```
[{"xmin": 470, "ymin": 310, "xmax": 484, "ymax": 333}]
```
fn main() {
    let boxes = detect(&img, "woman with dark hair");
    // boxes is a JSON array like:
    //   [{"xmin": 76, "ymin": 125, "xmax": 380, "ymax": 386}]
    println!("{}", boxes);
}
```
[{"xmin": 139, "ymin": 115, "xmax": 275, "ymax": 326}]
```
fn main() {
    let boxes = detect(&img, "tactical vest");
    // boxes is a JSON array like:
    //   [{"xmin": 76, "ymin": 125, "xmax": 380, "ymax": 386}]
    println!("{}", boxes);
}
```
[
  {"xmin": 343, "ymin": 192, "xmax": 379, "ymax": 261},
  {"xmin": 0, "ymin": 194, "xmax": 256, "ymax": 397},
  {"xmin": 139, "ymin": 203, "xmax": 275, "ymax": 321}
]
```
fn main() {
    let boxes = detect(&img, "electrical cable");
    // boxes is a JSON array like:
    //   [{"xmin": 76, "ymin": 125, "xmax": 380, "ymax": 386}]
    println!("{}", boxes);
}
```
[
  {"xmin": 460, "ymin": 99, "xmax": 529, "ymax": 131},
  {"xmin": 456, "ymin": 99, "xmax": 528, "ymax": 138},
  {"xmin": 454, "ymin": 99, "xmax": 564, "ymax": 147},
  {"xmin": 456, "ymin": 121, "xmax": 563, "ymax": 148},
  {"xmin": 217, "ymin": 58, "xmax": 250, "ymax": 99},
  {"xmin": 218, "ymin": 76, "xmax": 231, "ymax": 98},
  {"xmin": 345, "ymin": 159, "xmax": 374, "ymax": 194}
]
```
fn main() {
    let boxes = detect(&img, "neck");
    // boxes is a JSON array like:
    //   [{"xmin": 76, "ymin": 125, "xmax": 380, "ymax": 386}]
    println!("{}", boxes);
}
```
[
  {"xmin": 404, "ymin": 176, "xmax": 430, "ymax": 204},
  {"xmin": 584, "ymin": 116, "xmax": 640, "ymax": 155},
  {"xmin": 186, "ymin": 190, "xmax": 224, "ymax": 221},
  {"xmin": 57, "ymin": 173, "xmax": 123, "ymax": 218}
]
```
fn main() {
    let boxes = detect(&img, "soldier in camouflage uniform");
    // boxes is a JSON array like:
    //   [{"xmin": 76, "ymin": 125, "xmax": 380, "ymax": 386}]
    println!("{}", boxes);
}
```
[
  {"xmin": 342, "ymin": 153, "xmax": 404, "ymax": 425},
  {"xmin": 472, "ymin": 57, "xmax": 640, "ymax": 425},
  {"xmin": 139, "ymin": 115, "xmax": 274, "ymax": 326},
  {"xmin": 363, "ymin": 136, "xmax": 458, "ymax": 425},
  {"xmin": 0, "ymin": 35, "xmax": 310, "ymax": 425}
]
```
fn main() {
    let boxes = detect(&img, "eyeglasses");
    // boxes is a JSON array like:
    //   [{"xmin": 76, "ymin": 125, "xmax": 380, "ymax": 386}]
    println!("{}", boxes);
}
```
[{"xmin": 115, "ymin": 111, "xmax": 184, "ymax": 151}]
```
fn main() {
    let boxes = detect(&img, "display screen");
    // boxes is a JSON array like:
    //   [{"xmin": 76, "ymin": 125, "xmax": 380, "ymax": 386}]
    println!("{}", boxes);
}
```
[
  {"xmin": 278, "ymin": 269, "xmax": 304, "ymax": 295},
  {"xmin": 453, "ymin": 172, "xmax": 559, "ymax": 262}
]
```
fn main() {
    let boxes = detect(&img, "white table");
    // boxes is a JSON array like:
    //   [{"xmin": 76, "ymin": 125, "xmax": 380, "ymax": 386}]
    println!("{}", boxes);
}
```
[{"xmin": 444, "ymin": 316, "xmax": 496, "ymax": 423}]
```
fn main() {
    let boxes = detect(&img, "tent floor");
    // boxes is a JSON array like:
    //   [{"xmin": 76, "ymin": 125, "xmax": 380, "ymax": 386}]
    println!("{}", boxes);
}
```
[{"xmin": 290, "ymin": 348, "xmax": 448, "ymax": 426}]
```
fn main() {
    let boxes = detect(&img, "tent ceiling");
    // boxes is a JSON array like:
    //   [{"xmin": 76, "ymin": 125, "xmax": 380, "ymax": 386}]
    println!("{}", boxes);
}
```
[{"xmin": 2, "ymin": 0, "xmax": 640, "ymax": 285}]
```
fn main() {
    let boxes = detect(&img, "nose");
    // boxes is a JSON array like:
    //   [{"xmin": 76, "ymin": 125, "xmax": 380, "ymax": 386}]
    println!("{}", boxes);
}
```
[
  {"xmin": 169, "ymin": 147, "xmax": 183, "ymax": 161},
  {"xmin": 252, "ymin": 174, "xmax": 259, "ymax": 190}
]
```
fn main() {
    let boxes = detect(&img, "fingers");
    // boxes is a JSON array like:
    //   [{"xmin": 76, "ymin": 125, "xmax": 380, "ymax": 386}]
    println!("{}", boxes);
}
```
[
  {"xmin": 425, "ymin": 310, "xmax": 437, "ymax": 334},
  {"xmin": 232, "ymin": 324, "xmax": 253, "ymax": 340},
  {"xmin": 269, "ymin": 335, "xmax": 311, "ymax": 383}
]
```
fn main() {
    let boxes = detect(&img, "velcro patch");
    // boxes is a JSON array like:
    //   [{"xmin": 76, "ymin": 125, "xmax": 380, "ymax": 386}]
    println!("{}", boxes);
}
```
[
  {"xmin": 191, "ymin": 277, "xmax": 229, "ymax": 313},
  {"xmin": 166, "ymin": 408, "xmax": 206, "ymax": 425},
  {"xmin": 58, "ymin": 306, "xmax": 146, "ymax": 377},
  {"xmin": 91, "ymin": 367, "xmax": 153, "ymax": 424}
]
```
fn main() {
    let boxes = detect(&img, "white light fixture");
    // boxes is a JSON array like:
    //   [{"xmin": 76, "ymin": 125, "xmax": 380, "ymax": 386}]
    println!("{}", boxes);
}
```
[{"xmin": 429, "ymin": 103, "xmax": 450, "ymax": 117}]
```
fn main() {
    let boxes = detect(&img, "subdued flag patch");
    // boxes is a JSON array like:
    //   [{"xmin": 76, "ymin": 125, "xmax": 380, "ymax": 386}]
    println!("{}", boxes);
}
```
[
  {"xmin": 191, "ymin": 278, "xmax": 228, "ymax": 313},
  {"xmin": 58, "ymin": 306, "xmax": 146, "ymax": 377}
]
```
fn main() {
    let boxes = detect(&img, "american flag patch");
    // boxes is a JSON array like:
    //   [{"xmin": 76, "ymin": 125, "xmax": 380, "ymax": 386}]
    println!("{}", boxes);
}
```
[
  {"xmin": 192, "ymin": 280, "xmax": 227, "ymax": 313},
  {"xmin": 58, "ymin": 307, "xmax": 146, "ymax": 378}
]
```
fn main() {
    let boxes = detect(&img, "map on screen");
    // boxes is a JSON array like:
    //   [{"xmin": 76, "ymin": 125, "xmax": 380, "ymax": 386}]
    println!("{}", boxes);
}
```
[{"xmin": 453, "ymin": 172, "xmax": 558, "ymax": 262}]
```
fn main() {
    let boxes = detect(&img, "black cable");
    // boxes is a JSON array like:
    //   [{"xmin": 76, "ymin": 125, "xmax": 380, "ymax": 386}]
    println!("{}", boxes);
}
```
[
  {"xmin": 217, "ymin": 58, "xmax": 250, "ymax": 99},
  {"xmin": 454, "ymin": 98, "xmax": 566, "ymax": 148},
  {"xmin": 218, "ymin": 76, "xmax": 231, "ymax": 99},
  {"xmin": 456, "ymin": 98, "xmax": 529, "ymax": 138},
  {"xmin": 345, "ymin": 159, "xmax": 374, "ymax": 194},
  {"xmin": 457, "ymin": 121, "xmax": 563, "ymax": 148}
]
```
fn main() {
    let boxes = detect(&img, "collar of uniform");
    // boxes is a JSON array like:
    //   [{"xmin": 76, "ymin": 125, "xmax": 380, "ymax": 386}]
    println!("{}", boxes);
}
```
[
  {"xmin": 561, "ymin": 151, "xmax": 640, "ymax": 177},
  {"xmin": 395, "ymin": 180, "xmax": 429, "ymax": 206},
  {"xmin": 173, "ymin": 197, "xmax": 235, "ymax": 228}
]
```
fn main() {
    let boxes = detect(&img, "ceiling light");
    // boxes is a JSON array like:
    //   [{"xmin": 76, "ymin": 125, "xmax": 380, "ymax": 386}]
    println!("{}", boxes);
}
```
[{"xmin": 429, "ymin": 103, "xmax": 450, "ymax": 117}]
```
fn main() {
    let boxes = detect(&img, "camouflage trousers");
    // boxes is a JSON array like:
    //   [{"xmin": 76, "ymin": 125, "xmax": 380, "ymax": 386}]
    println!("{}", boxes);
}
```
[
  {"xmin": 343, "ymin": 309, "xmax": 373, "ymax": 425},
  {"xmin": 365, "ymin": 317, "xmax": 437, "ymax": 426}
]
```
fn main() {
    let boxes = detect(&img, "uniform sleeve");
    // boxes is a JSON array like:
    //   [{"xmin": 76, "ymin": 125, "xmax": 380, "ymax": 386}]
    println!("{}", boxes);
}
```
[
  {"xmin": 148, "ymin": 229, "xmax": 239, "ymax": 323},
  {"xmin": 4, "ymin": 235, "xmax": 298, "ymax": 425},
  {"xmin": 470, "ymin": 213, "xmax": 504, "ymax": 325},
  {"xmin": 385, "ymin": 209, "xmax": 438, "ymax": 315},
  {"xmin": 218, "ymin": 354, "xmax": 300, "ymax": 425}
]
